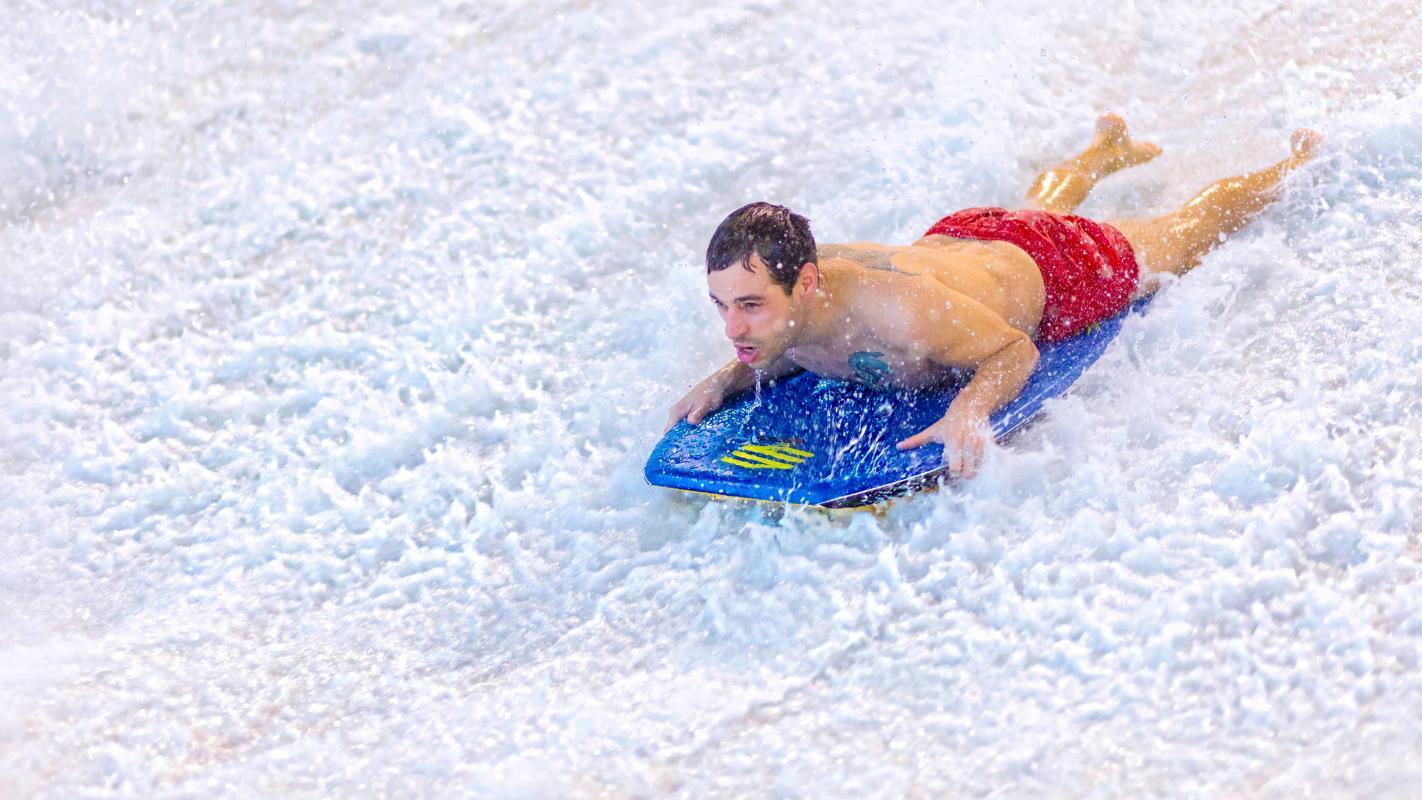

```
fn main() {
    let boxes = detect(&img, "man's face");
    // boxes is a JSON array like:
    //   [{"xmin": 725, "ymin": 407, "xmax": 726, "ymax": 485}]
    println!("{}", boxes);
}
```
[{"xmin": 707, "ymin": 252, "xmax": 808, "ymax": 369}]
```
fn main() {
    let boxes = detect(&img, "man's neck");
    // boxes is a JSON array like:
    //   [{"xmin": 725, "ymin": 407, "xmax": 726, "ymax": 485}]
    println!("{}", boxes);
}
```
[{"xmin": 791, "ymin": 264, "xmax": 840, "ymax": 349}]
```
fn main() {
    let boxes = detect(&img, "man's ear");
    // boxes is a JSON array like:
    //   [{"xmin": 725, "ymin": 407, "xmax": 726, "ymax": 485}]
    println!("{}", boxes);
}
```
[{"xmin": 797, "ymin": 261, "xmax": 820, "ymax": 295}]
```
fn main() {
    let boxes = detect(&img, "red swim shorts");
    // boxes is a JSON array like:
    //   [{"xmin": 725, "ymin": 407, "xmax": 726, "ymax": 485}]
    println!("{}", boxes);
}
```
[{"xmin": 923, "ymin": 207, "xmax": 1140, "ymax": 342}]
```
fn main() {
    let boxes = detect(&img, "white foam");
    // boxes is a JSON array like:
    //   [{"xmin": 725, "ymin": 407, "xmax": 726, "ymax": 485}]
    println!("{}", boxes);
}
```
[{"xmin": 2, "ymin": 0, "xmax": 1422, "ymax": 796}]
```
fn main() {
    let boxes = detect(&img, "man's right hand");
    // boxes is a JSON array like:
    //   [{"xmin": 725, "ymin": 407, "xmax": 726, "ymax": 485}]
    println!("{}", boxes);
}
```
[
  {"xmin": 663, "ymin": 356, "xmax": 800, "ymax": 433},
  {"xmin": 664, "ymin": 373, "xmax": 731, "ymax": 432}
]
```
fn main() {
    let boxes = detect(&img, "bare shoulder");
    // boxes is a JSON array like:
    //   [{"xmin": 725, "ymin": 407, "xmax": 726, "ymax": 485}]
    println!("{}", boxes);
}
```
[
  {"xmin": 889, "ymin": 278, "xmax": 1031, "ymax": 368},
  {"xmin": 828, "ymin": 267, "xmax": 945, "ymax": 335}
]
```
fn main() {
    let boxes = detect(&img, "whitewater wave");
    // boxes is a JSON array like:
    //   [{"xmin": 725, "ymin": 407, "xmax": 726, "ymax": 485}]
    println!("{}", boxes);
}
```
[{"xmin": 1, "ymin": 1, "xmax": 1420, "ymax": 796}]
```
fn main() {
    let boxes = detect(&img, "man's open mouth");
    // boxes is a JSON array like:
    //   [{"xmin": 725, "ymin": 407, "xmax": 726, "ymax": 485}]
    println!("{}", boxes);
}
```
[{"xmin": 735, "ymin": 345, "xmax": 758, "ymax": 364}]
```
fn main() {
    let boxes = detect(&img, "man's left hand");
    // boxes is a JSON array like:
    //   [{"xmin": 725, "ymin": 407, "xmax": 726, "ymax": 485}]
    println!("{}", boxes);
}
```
[{"xmin": 895, "ymin": 409, "xmax": 991, "ymax": 477}]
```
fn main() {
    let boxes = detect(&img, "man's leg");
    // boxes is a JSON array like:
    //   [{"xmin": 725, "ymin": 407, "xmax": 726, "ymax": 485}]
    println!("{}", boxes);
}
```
[
  {"xmin": 1023, "ymin": 113, "xmax": 1162, "ymax": 214},
  {"xmin": 1109, "ymin": 129, "xmax": 1322, "ymax": 292}
]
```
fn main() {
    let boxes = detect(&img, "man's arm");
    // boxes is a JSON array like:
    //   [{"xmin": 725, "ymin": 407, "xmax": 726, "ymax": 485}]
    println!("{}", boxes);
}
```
[
  {"xmin": 665, "ymin": 354, "xmax": 802, "ymax": 431},
  {"xmin": 894, "ymin": 285, "xmax": 1039, "ymax": 476}
]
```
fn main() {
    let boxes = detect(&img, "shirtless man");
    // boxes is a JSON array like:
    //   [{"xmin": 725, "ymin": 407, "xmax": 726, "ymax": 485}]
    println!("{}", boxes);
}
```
[{"xmin": 666, "ymin": 114, "xmax": 1322, "ymax": 476}]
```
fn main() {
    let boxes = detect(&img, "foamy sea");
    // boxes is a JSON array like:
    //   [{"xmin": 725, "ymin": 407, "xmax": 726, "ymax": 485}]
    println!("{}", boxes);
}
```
[{"xmin": 2, "ymin": 1, "xmax": 1421, "ymax": 796}]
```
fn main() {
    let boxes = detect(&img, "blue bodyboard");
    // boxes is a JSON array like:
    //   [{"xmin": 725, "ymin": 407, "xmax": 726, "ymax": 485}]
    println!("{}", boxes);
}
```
[{"xmin": 645, "ymin": 299, "xmax": 1150, "ymax": 508}]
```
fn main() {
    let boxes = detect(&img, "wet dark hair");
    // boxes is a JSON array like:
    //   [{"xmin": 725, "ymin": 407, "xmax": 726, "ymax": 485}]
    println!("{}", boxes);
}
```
[{"xmin": 705, "ymin": 202, "xmax": 816, "ymax": 294}]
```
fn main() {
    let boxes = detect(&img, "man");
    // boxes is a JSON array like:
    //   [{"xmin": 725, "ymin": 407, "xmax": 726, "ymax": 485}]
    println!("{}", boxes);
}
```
[{"xmin": 666, "ymin": 114, "xmax": 1321, "ymax": 477}]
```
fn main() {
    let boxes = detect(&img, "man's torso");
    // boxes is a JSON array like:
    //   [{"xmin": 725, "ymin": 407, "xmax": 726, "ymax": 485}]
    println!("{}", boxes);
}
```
[{"xmin": 795, "ymin": 239, "xmax": 1044, "ymax": 389}]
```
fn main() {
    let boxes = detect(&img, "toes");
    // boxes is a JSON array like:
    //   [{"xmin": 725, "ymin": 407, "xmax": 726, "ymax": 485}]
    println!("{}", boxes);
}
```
[
  {"xmin": 1120, "ymin": 138, "xmax": 1162, "ymax": 168},
  {"xmin": 1126, "ymin": 140, "xmax": 1163, "ymax": 166},
  {"xmin": 1291, "ymin": 128, "xmax": 1323, "ymax": 158}
]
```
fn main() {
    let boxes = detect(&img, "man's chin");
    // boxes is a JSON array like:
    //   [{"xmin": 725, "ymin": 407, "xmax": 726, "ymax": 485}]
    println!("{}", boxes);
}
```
[{"xmin": 735, "ymin": 340, "xmax": 788, "ymax": 367}]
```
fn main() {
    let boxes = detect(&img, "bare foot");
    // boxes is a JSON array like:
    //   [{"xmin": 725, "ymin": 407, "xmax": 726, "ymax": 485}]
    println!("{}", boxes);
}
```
[
  {"xmin": 1090, "ymin": 112, "xmax": 1163, "ymax": 175},
  {"xmin": 1290, "ymin": 128, "xmax": 1323, "ymax": 161}
]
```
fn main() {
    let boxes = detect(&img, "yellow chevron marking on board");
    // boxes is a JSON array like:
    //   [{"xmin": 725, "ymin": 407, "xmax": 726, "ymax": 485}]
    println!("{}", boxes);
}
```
[
  {"xmin": 723, "ymin": 451, "xmax": 796, "ymax": 469},
  {"xmin": 720, "ymin": 443, "xmax": 814, "ymax": 470},
  {"xmin": 721, "ymin": 455, "xmax": 784, "ymax": 469},
  {"xmin": 742, "ymin": 443, "xmax": 813, "ymax": 459}
]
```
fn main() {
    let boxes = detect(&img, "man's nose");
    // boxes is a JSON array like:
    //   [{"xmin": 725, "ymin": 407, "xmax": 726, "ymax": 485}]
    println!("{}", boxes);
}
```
[{"xmin": 724, "ymin": 311, "xmax": 747, "ymax": 339}]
